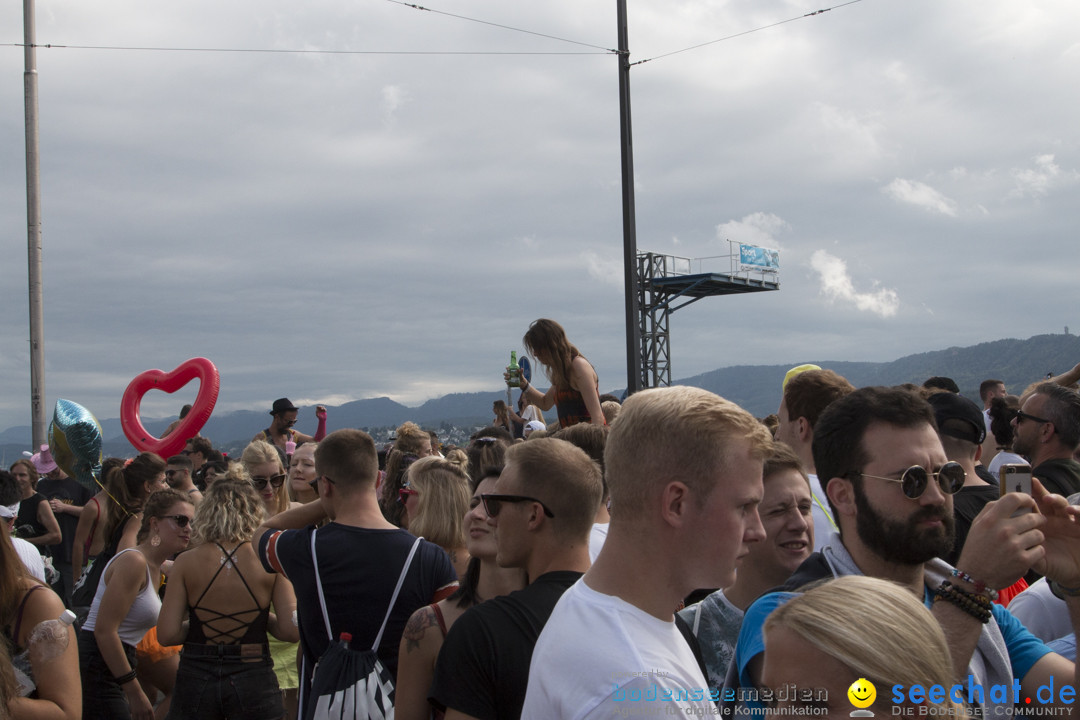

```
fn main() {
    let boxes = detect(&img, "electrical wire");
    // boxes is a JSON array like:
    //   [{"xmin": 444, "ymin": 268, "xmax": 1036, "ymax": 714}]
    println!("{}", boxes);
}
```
[
  {"xmin": 384, "ymin": 0, "xmax": 617, "ymax": 53},
  {"xmin": 0, "ymin": 42, "xmax": 608, "ymax": 56},
  {"xmin": 631, "ymin": 0, "xmax": 869, "ymax": 67}
]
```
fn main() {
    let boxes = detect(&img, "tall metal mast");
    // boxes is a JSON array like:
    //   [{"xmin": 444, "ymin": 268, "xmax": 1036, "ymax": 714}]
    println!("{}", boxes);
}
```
[
  {"xmin": 24, "ymin": 0, "xmax": 47, "ymax": 447},
  {"xmin": 616, "ymin": 0, "xmax": 642, "ymax": 397}
]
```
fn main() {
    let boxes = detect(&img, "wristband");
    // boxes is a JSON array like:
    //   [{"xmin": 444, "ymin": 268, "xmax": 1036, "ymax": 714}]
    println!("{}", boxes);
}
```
[
  {"xmin": 114, "ymin": 669, "xmax": 138, "ymax": 685},
  {"xmin": 951, "ymin": 568, "xmax": 999, "ymax": 602},
  {"xmin": 1055, "ymin": 581, "xmax": 1080, "ymax": 598}
]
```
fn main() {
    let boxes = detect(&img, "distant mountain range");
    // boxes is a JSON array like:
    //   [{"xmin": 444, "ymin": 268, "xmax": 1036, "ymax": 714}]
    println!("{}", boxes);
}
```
[{"xmin": 2, "ymin": 333, "xmax": 1077, "ymax": 462}]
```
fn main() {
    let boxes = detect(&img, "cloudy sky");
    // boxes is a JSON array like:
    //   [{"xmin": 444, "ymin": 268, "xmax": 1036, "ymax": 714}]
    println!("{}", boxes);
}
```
[{"xmin": 2, "ymin": 0, "xmax": 1077, "ymax": 435}]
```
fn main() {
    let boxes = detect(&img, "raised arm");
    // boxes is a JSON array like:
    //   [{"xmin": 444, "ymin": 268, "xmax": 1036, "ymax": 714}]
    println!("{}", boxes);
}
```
[
  {"xmin": 1017, "ymin": 480, "xmax": 1080, "ymax": 707},
  {"xmin": 252, "ymin": 500, "xmax": 327, "ymax": 552},
  {"xmin": 28, "ymin": 500, "xmax": 62, "ymax": 548},
  {"xmin": 934, "ymin": 492, "xmax": 1044, "ymax": 679}
]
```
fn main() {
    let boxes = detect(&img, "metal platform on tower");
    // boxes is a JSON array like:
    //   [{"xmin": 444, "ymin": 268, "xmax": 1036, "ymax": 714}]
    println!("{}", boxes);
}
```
[{"xmin": 636, "ymin": 242, "xmax": 780, "ymax": 389}]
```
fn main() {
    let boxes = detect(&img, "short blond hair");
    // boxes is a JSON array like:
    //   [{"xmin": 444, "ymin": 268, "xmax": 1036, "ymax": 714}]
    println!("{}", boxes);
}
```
[
  {"xmin": 605, "ymin": 386, "xmax": 772, "ymax": 518},
  {"xmin": 505, "ymin": 438, "xmax": 602, "ymax": 541},
  {"xmin": 405, "ymin": 457, "xmax": 471, "ymax": 549},
  {"xmin": 764, "ymin": 576, "xmax": 964, "ymax": 715}
]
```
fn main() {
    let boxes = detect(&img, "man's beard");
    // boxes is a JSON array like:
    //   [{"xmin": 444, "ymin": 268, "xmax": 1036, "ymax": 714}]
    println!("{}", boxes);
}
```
[{"xmin": 854, "ymin": 481, "xmax": 956, "ymax": 565}]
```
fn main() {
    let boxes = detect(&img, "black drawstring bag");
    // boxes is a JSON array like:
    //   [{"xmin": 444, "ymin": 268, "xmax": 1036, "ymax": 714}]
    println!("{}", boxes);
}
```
[{"xmin": 303, "ymin": 529, "xmax": 421, "ymax": 720}]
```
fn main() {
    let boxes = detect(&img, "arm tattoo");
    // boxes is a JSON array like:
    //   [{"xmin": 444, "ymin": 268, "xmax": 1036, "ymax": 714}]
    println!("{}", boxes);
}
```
[{"xmin": 402, "ymin": 607, "xmax": 438, "ymax": 653}]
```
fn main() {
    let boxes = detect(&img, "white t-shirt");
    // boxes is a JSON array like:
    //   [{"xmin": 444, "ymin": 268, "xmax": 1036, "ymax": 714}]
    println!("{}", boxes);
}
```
[
  {"xmin": 12, "ymin": 537, "xmax": 46, "ymax": 583},
  {"xmin": 588, "ymin": 522, "xmax": 608, "ymax": 562},
  {"xmin": 1008, "ymin": 577, "xmax": 1071, "ymax": 643},
  {"xmin": 807, "ymin": 473, "xmax": 837, "ymax": 551},
  {"xmin": 521, "ymin": 405, "xmax": 542, "ymax": 425},
  {"xmin": 987, "ymin": 452, "xmax": 1028, "ymax": 483},
  {"xmin": 522, "ymin": 579, "xmax": 716, "ymax": 720}
]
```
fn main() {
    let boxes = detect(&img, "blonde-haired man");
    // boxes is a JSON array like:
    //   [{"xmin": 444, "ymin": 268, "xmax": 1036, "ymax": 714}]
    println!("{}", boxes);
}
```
[{"xmin": 522, "ymin": 386, "xmax": 772, "ymax": 718}]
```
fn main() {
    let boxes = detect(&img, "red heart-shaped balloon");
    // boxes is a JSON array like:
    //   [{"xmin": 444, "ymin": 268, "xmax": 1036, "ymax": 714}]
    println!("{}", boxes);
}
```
[{"xmin": 120, "ymin": 357, "xmax": 220, "ymax": 458}]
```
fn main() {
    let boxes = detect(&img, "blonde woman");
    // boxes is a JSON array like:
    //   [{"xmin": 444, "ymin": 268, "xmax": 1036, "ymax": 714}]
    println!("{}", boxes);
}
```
[
  {"xmin": 395, "ymin": 467, "xmax": 527, "ymax": 720},
  {"xmin": 158, "ymin": 477, "xmax": 298, "ymax": 720},
  {"xmin": 241, "ymin": 440, "xmax": 301, "ymax": 717},
  {"xmin": 399, "ymin": 457, "xmax": 471, "ymax": 579},
  {"xmin": 761, "ymin": 575, "xmax": 967, "ymax": 716},
  {"xmin": 242, "ymin": 441, "xmax": 296, "ymax": 518},
  {"xmin": 287, "ymin": 442, "xmax": 319, "ymax": 504}
]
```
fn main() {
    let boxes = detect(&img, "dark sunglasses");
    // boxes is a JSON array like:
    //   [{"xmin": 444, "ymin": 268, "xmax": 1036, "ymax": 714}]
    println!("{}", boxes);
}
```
[
  {"xmin": 1015, "ymin": 410, "xmax": 1052, "ymax": 426},
  {"xmin": 398, "ymin": 483, "xmax": 418, "ymax": 505},
  {"xmin": 159, "ymin": 514, "xmax": 192, "ymax": 528},
  {"xmin": 251, "ymin": 474, "xmax": 287, "ymax": 491},
  {"xmin": 308, "ymin": 475, "xmax": 335, "ymax": 491},
  {"xmin": 480, "ymin": 493, "xmax": 555, "ymax": 518},
  {"xmin": 856, "ymin": 461, "xmax": 966, "ymax": 499}
]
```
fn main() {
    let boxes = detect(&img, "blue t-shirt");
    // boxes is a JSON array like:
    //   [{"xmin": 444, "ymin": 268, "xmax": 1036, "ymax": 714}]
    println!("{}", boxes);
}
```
[{"xmin": 734, "ymin": 587, "xmax": 1051, "ymax": 707}]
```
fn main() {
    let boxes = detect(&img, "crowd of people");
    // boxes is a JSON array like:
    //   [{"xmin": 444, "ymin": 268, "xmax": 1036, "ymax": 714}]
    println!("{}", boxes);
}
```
[{"xmin": 3, "ymin": 318, "xmax": 1080, "ymax": 719}]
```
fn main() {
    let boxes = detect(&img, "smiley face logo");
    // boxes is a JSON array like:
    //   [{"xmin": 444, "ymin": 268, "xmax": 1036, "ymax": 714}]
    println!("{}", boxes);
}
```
[{"xmin": 847, "ymin": 678, "xmax": 877, "ymax": 709}]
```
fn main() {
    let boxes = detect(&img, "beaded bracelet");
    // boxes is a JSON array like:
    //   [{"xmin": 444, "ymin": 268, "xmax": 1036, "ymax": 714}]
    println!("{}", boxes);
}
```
[
  {"xmin": 942, "ymin": 581, "xmax": 993, "ymax": 607},
  {"xmin": 113, "ymin": 669, "xmax": 138, "ymax": 685},
  {"xmin": 951, "ymin": 568, "xmax": 999, "ymax": 602},
  {"xmin": 934, "ymin": 582, "xmax": 992, "ymax": 623}
]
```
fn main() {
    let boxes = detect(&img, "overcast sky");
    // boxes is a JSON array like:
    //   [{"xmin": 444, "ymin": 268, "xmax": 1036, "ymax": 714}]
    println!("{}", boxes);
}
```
[{"xmin": 2, "ymin": 0, "xmax": 1078, "ymax": 435}]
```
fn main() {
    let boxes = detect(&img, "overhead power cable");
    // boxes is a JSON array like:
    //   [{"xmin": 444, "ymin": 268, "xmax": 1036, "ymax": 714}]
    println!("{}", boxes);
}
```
[
  {"xmin": 631, "ymin": 0, "xmax": 869, "ymax": 66},
  {"xmin": 384, "ymin": 0, "xmax": 617, "ymax": 53},
  {"xmin": 0, "ymin": 42, "xmax": 608, "ymax": 56}
]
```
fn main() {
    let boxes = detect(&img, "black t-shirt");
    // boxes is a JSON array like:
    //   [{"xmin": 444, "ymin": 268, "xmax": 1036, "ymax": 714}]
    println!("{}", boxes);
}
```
[
  {"xmin": 947, "ymin": 484, "xmax": 1000, "ymax": 566},
  {"xmin": 257, "ymin": 522, "xmax": 457, "ymax": 699},
  {"xmin": 1032, "ymin": 458, "xmax": 1080, "ymax": 498},
  {"xmin": 429, "ymin": 570, "xmax": 583, "ymax": 720},
  {"xmin": 15, "ymin": 492, "xmax": 50, "ymax": 555},
  {"xmin": 35, "ymin": 478, "xmax": 92, "ymax": 563}
]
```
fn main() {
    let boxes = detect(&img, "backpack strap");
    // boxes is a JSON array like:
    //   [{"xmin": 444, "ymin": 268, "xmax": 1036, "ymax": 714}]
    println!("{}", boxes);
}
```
[
  {"xmin": 371, "ymin": 536, "xmax": 422, "ymax": 651},
  {"xmin": 310, "ymin": 528, "xmax": 334, "ymax": 643},
  {"xmin": 309, "ymin": 529, "xmax": 423, "ymax": 650}
]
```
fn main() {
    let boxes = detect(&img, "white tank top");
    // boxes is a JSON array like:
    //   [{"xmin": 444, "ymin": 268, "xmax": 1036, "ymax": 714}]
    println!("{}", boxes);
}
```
[{"xmin": 82, "ymin": 548, "xmax": 162, "ymax": 646}]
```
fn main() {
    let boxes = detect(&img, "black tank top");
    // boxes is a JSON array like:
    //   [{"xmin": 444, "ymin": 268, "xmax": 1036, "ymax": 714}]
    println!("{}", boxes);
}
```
[{"xmin": 186, "ymin": 543, "xmax": 270, "ymax": 645}]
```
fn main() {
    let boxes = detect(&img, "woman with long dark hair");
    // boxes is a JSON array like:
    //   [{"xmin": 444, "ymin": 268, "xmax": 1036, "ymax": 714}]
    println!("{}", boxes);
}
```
[
  {"xmin": 515, "ymin": 318, "xmax": 604, "ymax": 428},
  {"xmin": 1, "ymin": 512, "xmax": 80, "ymax": 719}
]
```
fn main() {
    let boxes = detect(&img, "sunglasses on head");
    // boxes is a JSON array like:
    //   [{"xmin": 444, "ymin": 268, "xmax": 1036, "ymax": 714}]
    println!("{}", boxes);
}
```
[
  {"xmin": 480, "ymin": 493, "xmax": 556, "ymax": 518},
  {"xmin": 855, "ymin": 462, "xmax": 966, "ymax": 499},
  {"xmin": 159, "ymin": 514, "xmax": 192, "ymax": 528},
  {"xmin": 251, "ymin": 474, "xmax": 287, "ymax": 491}
]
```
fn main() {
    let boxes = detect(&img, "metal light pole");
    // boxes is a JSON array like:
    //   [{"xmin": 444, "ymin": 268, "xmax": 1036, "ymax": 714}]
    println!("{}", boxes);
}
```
[
  {"xmin": 616, "ymin": 0, "xmax": 641, "ymax": 397},
  {"xmin": 24, "ymin": 0, "xmax": 47, "ymax": 447}
]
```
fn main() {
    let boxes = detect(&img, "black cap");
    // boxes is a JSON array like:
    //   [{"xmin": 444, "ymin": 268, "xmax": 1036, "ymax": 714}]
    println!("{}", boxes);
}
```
[
  {"xmin": 270, "ymin": 398, "xmax": 298, "ymax": 415},
  {"xmin": 927, "ymin": 392, "xmax": 986, "ymax": 445}
]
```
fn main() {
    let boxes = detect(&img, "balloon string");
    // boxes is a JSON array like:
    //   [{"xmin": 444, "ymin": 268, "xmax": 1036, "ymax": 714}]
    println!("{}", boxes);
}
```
[{"xmin": 92, "ymin": 473, "xmax": 135, "ymax": 521}]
